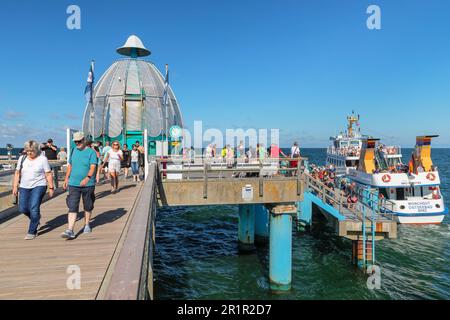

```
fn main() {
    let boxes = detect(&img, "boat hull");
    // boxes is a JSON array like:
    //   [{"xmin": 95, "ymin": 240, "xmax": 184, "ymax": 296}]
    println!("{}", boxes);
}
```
[{"xmin": 393, "ymin": 210, "xmax": 448, "ymax": 224}]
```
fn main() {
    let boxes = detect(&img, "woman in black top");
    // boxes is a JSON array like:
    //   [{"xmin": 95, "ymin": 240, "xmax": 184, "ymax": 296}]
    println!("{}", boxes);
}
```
[{"xmin": 121, "ymin": 144, "xmax": 131, "ymax": 179}]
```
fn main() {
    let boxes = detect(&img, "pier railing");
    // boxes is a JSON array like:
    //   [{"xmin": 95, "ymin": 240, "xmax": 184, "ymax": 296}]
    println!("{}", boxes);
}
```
[
  {"xmin": 0, "ymin": 160, "xmax": 67, "ymax": 219},
  {"xmin": 99, "ymin": 162, "xmax": 157, "ymax": 300},
  {"xmin": 155, "ymin": 157, "xmax": 308, "ymax": 206},
  {"xmin": 0, "ymin": 160, "xmax": 67, "ymax": 187}
]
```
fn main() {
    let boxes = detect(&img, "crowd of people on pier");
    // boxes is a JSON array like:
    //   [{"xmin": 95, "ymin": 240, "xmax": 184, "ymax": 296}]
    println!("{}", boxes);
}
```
[
  {"xmin": 184, "ymin": 141, "xmax": 300, "ymax": 168},
  {"xmin": 308, "ymin": 164, "xmax": 359, "ymax": 209},
  {"xmin": 12, "ymin": 132, "xmax": 148, "ymax": 241}
]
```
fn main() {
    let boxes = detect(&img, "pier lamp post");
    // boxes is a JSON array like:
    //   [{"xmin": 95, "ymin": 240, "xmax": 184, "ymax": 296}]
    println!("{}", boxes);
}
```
[{"xmin": 6, "ymin": 144, "xmax": 13, "ymax": 161}]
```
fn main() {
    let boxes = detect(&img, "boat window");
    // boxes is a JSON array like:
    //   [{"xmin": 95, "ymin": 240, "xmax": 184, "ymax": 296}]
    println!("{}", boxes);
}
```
[
  {"xmin": 413, "ymin": 186, "xmax": 422, "ymax": 197},
  {"xmin": 422, "ymin": 187, "xmax": 433, "ymax": 198},
  {"xmin": 396, "ymin": 188, "xmax": 405, "ymax": 200},
  {"xmin": 350, "ymin": 140, "xmax": 359, "ymax": 146},
  {"xmin": 340, "ymin": 141, "xmax": 349, "ymax": 147},
  {"xmin": 345, "ymin": 160, "xmax": 352, "ymax": 167},
  {"xmin": 379, "ymin": 188, "xmax": 389, "ymax": 199}
]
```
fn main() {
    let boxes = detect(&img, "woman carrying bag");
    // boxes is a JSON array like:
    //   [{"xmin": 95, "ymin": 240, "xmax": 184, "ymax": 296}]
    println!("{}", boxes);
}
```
[{"xmin": 12, "ymin": 140, "xmax": 55, "ymax": 240}]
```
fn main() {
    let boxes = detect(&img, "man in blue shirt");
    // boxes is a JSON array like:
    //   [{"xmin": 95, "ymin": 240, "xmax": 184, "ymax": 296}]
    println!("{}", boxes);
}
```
[{"xmin": 61, "ymin": 132, "xmax": 98, "ymax": 239}]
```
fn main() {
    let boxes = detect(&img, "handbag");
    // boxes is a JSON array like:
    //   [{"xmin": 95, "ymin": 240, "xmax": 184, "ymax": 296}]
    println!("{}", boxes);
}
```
[{"xmin": 11, "ymin": 155, "xmax": 27, "ymax": 205}]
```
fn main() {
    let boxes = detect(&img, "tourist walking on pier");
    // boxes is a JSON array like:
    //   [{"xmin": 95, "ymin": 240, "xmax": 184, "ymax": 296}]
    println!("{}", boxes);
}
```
[
  {"xmin": 13, "ymin": 140, "xmax": 55, "ymax": 240},
  {"xmin": 237, "ymin": 141, "xmax": 245, "ymax": 161},
  {"xmin": 130, "ymin": 144, "xmax": 140, "ymax": 182},
  {"xmin": 189, "ymin": 146, "xmax": 196, "ymax": 164},
  {"xmin": 42, "ymin": 139, "xmax": 58, "ymax": 160},
  {"xmin": 100, "ymin": 141, "xmax": 123, "ymax": 193},
  {"xmin": 290, "ymin": 141, "xmax": 301, "ymax": 175},
  {"xmin": 258, "ymin": 143, "xmax": 266, "ymax": 162},
  {"xmin": 135, "ymin": 141, "xmax": 145, "ymax": 174},
  {"xmin": 61, "ymin": 132, "xmax": 98, "ymax": 239},
  {"xmin": 101, "ymin": 141, "xmax": 111, "ymax": 181},
  {"xmin": 226, "ymin": 145, "xmax": 234, "ymax": 168},
  {"xmin": 121, "ymin": 144, "xmax": 131, "ymax": 179},
  {"xmin": 57, "ymin": 147, "xmax": 67, "ymax": 162}
]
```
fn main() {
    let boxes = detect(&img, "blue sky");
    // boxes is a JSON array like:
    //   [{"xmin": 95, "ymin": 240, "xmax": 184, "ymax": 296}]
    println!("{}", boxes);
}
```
[{"xmin": 1, "ymin": 0, "xmax": 450, "ymax": 148}]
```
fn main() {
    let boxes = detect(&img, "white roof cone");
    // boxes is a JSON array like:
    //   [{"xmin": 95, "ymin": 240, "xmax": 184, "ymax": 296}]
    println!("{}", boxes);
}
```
[{"xmin": 117, "ymin": 35, "xmax": 151, "ymax": 57}]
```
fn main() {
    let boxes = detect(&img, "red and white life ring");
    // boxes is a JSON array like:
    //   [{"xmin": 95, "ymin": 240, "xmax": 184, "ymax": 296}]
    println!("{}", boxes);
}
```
[
  {"xmin": 382, "ymin": 174, "xmax": 391, "ymax": 183},
  {"xmin": 426, "ymin": 173, "xmax": 436, "ymax": 181}
]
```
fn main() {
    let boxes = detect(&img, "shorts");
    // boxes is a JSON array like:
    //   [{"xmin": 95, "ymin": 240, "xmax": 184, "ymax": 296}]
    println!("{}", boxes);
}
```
[
  {"xmin": 66, "ymin": 186, "xmax": 95, "ymax": 213},
  {"xmin": 109, "ymin": 161, "xmax": 121, "ymax": 172}
]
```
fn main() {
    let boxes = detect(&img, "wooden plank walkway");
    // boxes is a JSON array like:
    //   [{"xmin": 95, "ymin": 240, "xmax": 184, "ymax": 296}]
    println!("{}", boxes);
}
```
[{"xmin": 0, "ymin": 180, "xmax": 143, "ymax": 300}]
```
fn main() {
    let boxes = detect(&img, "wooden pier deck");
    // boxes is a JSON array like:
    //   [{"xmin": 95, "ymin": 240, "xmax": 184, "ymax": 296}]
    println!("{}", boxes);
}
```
[{"xmin": 0, "ymin": 180, "xmax": 144, "ymax": 300}]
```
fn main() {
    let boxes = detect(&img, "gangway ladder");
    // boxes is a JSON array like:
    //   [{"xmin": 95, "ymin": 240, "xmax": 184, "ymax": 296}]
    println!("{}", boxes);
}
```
[{"xmin": 360, "ymin": 190, "xmax": 377, "ymax": 269}]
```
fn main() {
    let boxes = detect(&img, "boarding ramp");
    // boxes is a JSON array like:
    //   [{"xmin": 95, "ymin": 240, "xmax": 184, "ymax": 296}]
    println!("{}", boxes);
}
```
[{"xmin": 300, "ymin": 173, "xmax": 397, "ymax": 268}]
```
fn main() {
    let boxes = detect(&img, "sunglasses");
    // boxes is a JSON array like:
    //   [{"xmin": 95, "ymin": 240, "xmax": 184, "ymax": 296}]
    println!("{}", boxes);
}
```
[{"xmin": 74, "ymin": 140, "xmax": 83, "ymax": 144}]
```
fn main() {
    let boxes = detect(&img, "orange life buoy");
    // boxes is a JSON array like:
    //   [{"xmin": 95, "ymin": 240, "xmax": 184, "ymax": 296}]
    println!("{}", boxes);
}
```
[
  {"xmin": 426, "ymin": 173, "xmax": 436, "ymax": 181},
  {"xmin": 382, "ymin": 174, "xmax": 391, "ymax": 183}
]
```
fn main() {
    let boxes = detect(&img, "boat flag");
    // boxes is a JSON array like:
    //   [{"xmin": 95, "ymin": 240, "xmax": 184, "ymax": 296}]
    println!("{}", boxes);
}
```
[
  {"xmin": 84, "ymin": 60, "xmax": 95, "ymax": 103},
  {"xmin": 84, "ymin": 60, "xmax": 95, "ymax": 138}
]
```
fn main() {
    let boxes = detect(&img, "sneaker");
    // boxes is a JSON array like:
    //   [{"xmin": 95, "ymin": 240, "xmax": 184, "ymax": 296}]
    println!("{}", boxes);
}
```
[
  {"xmin": 83, "ymin": 225, "xmax": 92, "ymax": 234},
  {"xmin": 24, "ymin": 234, "xmax": 36, "ymax": 240},
  {"xmin": 61, "ymin": 229, "xmax": 75, "ymax": 239}
]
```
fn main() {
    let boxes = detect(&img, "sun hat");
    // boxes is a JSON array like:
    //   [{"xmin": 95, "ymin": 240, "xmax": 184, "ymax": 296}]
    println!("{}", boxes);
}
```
[{"xmin": 72, "ymin": 131, "xmax": 85, "ymax": 142}]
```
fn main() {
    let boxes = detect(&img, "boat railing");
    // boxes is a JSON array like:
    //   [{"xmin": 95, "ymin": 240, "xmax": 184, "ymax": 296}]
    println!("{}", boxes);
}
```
[
  {"xmin": 327, "ymin": 146, "xmax": 360, "ymax": 157},
  {"xmin": 380, "ymin": 145, "xmax": 402, "ymax": 156}
]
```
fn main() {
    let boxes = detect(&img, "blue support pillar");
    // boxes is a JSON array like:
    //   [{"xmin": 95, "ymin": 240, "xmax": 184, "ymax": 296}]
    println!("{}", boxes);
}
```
[
  {"xmin": 238, "ymin": 204, "xmax": 255, "ymax": 252},
  {"xmin": 269, "ymin": 205, "xmax": 294, "ymax": 292},
  {"xmin": 254, "ymin": 205, "xmax": 269, "ymax": 245}
]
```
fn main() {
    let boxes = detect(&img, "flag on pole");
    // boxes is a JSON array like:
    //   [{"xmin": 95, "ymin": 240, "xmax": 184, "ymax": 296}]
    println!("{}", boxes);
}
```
[
  {"xmin": 84, "ymin": 60, "xmax": 95, "ymax": 103},
  {"xmin": 163, "ymin": 64, "xmax": 169, "ymax": 141},
  {"xmin": 163, "ymin": 64, "xmax": 169, "ymax": 106}
]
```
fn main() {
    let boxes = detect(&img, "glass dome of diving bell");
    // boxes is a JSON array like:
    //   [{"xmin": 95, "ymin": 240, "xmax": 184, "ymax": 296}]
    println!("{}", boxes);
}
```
[{"xmin": 82, "ymin": 35, "xmax": 183, "ymax": 152}]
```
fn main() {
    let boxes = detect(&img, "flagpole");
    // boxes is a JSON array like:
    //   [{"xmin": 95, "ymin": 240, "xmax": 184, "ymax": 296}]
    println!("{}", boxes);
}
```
[
  {"xmin": 90, "ymin": 60, "xmax": 95, "ymax": 140},
  {"xmin": 164, "ymin": 64, "xmax": 169, "ymax": 154}
]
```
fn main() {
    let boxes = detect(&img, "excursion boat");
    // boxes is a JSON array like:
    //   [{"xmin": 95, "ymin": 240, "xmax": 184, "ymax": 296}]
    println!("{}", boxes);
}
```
[
  {"xmin": 326, "ymin": 112, "xmax": 367, "ymax": 176},
  {"xmin": 347, "ymin": 136, "xmax": 448, "ymax": 225}
]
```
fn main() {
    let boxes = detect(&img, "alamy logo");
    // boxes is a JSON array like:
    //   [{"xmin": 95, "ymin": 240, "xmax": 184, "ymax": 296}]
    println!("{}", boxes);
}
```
[
  {"xmin": 66, "ymin": 5, "xmax": 81, "ymax": 30},
  {"xmin": 366, "ymin": 265, "xmax": 381, "ymax": 290},
  {"xmin": 66, "ymin": 265, "xmax": 81, "ymax": 290},
  {"xmin": 367, "ymin": 5, "xmax": 381, "ymax": 30}
]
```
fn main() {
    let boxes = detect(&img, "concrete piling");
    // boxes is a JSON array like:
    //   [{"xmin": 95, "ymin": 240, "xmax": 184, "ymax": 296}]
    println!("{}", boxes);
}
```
[
  {"xmin": 238, "ymin": 204, "xmax": 255, "ymax": 252},
  {"xmin": 269, "ymin": 204, "xmax": 295, "ymax": 292}
]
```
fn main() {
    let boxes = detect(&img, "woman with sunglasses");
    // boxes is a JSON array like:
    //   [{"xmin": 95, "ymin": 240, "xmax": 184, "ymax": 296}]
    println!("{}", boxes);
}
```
[
  {"xmin": 99, "ymin": 141, "xmax": 123, "ymax": 193},
  {"xmin": 12, "ymin": 140, "xmax": 55, "ymax": 240}
]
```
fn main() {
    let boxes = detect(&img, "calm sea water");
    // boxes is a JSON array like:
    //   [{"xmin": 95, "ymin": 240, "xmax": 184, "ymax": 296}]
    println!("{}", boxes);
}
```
[{"xmin": 153, "ymin": 148, "xmax": 450, "ymax": 300}]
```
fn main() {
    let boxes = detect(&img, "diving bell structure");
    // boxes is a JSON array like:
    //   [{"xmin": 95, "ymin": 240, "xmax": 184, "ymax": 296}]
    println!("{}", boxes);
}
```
[{"xmin": 82, "ymin": 35, "xmax": 183, "ymax": 154}]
